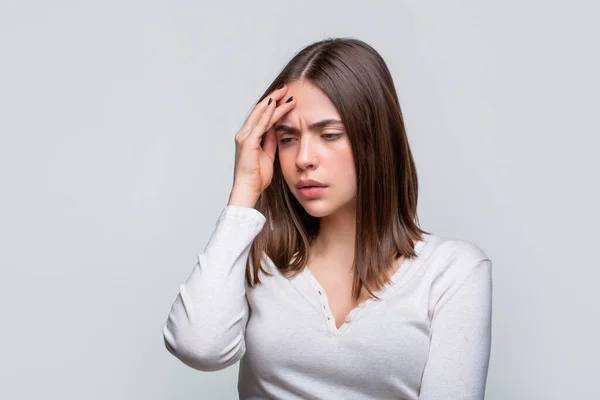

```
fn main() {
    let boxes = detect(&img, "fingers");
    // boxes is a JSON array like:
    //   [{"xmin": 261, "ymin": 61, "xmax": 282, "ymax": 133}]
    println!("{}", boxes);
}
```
[
  {"xmin": 251, "ymin": 93, "xmax": 297, "ymax": 147},
  {"xmin": 240, "ymin": 84, "xmax": 290, "ymax": 134},
  {"xmin": 251, "ymin": 97, "xmax": 277, "ymax": 145},
  {"xmin": 248, "ymin": 100, "xmax": 297, "ymax": 151},
  {"xmin": 265, "ymin": 95, "xmax": 295, "ymax": 132}
]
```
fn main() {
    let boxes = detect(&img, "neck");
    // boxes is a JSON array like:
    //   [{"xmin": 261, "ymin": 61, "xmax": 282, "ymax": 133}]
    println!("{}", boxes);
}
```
[{"xmin": 310, "ymin": 201, "xmax": 357, "ymax": 263}]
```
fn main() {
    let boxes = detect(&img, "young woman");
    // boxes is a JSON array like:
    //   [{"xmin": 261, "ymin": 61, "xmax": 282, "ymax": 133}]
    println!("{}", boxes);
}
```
[{"xmin": 163, "ymin": 37, "xmax": 492, "ymax": 399}]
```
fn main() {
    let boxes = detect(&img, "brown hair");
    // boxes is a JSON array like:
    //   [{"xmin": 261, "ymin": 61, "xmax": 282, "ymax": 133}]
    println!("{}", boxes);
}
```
[{"xmin": 246, "ymin": 37, "xmax": 429, "ymax": 302}]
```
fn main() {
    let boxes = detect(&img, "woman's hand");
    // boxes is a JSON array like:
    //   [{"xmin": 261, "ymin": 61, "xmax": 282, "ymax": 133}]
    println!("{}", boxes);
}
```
[{"xmin": 228, "ymin": 83, "xmax": 296, "ymax": 208}]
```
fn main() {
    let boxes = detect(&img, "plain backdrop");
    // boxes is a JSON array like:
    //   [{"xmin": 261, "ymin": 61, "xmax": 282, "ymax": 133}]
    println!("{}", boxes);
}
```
[{"xmin": 1, "ymin": 1, "xmax": 598, "ymax": 399}]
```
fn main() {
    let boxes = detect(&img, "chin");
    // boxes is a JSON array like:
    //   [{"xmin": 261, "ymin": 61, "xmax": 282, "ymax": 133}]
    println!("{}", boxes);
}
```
[
  {"xmin": 300, "ymin": 194, "xmax": 357, "ymax": 218},
  {"xmin": 297, "ymin": 200, "xmax": 336, "ymax": 218},
  {"xmin": 302, "ymin": 207, "xmax": 330, "ymax": 218}
]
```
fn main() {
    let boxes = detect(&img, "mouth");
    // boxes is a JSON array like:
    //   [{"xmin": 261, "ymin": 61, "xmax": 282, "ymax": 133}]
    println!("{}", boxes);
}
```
[{"xmin": 298, "ymin": 186, "xmax": 328, "ymax": 198}]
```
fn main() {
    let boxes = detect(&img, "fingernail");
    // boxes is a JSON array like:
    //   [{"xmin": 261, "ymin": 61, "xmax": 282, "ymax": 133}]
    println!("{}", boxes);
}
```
[
  {"xmin": 276, "ymin": 82, "xmax": 285, "ymax": 89},
  {"xmin": 268, "ymin": 98, "xmax": 272, "ymax": 105},
  {"xmin": 285, "ymin": 96, "xmax": 293, "ymax": 103}
]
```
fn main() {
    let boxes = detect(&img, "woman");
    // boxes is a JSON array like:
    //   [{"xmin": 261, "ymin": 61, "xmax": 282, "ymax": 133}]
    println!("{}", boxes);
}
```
[{"xmin": 163, "ymin": 37, "xmax": 492, "ymax": 399}]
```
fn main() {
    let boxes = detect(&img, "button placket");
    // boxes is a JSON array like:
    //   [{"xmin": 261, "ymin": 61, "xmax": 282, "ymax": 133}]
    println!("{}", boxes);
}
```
[
  {"xmin": 304, "ymin": 267, "xmax": 360, "ymax": 334},
  {"xmin": 319, "ymin": 288, "xmax": 361, "ymax": 331},
  {"xmin": 317, "ymin": 289, "xmax": 332, "ymax": 324}
]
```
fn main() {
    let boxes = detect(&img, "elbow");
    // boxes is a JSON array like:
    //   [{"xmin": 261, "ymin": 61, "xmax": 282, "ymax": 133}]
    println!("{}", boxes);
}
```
[{"xmin": 162, "ymin": 321, "xmax": 245, "ymax": 372}]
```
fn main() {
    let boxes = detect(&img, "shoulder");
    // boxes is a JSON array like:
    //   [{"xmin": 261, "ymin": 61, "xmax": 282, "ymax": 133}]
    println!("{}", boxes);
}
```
[
  {"xmin": 424, "ymin": 233, "xmax": 490, "ymax": 271},
  {"xmin": 418, "ymin": 234, "xmax": 492, "ymax": 305}
]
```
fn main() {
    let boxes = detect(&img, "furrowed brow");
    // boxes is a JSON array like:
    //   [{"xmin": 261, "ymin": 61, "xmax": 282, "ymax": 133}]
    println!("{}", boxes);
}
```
[{"xmin": 274, "ymin": 118, "xmax": 344, "ymax": 134}]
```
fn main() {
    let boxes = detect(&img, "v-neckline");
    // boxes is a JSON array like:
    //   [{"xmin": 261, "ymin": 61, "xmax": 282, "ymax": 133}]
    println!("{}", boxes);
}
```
[{"xmin": 300, "ymin": 236, "xmax": 429, "ymax": 335}]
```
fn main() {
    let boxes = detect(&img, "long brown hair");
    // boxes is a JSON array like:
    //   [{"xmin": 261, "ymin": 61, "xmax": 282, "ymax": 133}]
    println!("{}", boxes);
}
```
[{"xmin": 246, "ymin": 37, "xmax": 429, "ymax": 302}]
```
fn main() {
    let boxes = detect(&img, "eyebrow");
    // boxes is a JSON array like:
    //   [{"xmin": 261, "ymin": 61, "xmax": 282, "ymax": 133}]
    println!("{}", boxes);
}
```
[{"xmin": 274, "ymin": 118, "xmax": 344, "ymax": 134}]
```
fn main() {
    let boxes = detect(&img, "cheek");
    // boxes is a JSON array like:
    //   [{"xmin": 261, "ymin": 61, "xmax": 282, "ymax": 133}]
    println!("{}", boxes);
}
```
[
  {"xmin": 277, "ymin": 154, "xmax": 296, "ymax": 183},
  {"xmin": 337, "ymin": 149, "xmax": 356, "ymax": 174},
  {"xmin": 278, "ymin": 153, "xmax": 293, "ymax": 171},
  {"xmin": 337, "ymin": 150, "xmax": 357, "ymax": 188}
]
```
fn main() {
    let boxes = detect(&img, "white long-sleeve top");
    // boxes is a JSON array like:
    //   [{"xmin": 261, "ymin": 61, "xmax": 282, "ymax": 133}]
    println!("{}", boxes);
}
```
[{"xmin": 163, "ymin": 205, "xmax": 493, "ymax": 399}]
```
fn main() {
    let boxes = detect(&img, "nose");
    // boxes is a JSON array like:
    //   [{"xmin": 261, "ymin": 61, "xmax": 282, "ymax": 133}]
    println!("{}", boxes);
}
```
[{"xmin": 295, "ymin": 135, "xmax": 319, "ymax": 171}]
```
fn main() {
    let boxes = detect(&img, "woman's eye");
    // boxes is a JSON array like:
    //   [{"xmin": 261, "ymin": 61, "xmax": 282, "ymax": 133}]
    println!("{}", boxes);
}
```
[
  {"xmin": 322, "ymin": 133, "xmax": 342, "ymax": 141},
  {"xmin": 280, "ymin": 133, "xmax": 342, "ymax": 145}
]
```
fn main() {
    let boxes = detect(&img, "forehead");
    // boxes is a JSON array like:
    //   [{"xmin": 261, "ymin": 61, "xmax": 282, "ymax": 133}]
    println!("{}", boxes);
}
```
[{"xmin": 275, "ymin": 80, "xmax": 341, "ymax": 126}]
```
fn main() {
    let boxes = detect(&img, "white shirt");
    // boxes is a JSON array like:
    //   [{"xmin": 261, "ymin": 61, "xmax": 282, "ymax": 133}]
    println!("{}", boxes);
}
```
[{"xmin": 163, "ymin": 205, "xmax": 493, "ymax": 399}]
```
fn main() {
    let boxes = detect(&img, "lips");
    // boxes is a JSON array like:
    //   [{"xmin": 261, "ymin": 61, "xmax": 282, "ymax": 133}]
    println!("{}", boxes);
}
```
[
  {"xmin": 296, "ymin": 179, "xmax": 328, "ymax": 189},
  {"xmin": 299, "ymin": 186, "xmax": 328, "ymax": 198}
]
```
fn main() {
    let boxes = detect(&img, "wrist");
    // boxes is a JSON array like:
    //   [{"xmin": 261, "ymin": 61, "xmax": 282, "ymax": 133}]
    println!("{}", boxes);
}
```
[{"xmin": 227, "ymin": 189, "xmax": 259, "ymax": 208}]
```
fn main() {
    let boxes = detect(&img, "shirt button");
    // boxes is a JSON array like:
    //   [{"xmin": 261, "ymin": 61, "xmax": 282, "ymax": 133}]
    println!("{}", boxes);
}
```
[{"xmin": 345, "ymin": 314, "xmax": 353, "ymax": 323}]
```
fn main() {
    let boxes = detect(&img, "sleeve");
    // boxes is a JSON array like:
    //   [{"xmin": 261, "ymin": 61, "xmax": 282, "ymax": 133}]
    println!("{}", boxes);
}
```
[
  {"xmin": 418, "ymin": 259, "xmax": 493, "ymax": 400},
  {"xmin": 162, "ymin": 205, "xmax": 266, "ymax": 372}
]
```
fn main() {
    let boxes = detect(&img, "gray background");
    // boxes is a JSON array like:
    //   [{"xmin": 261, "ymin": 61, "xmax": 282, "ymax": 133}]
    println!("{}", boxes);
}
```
[{"xmin": 1, "ymin": 0, "xmax": 598, "ymax": 399}]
